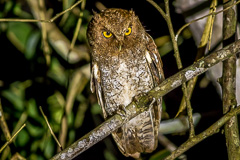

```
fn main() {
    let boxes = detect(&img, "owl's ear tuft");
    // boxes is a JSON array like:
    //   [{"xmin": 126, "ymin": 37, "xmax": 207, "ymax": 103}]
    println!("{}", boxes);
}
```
[
  {"xmin": 92, "ymin": 10, "xmax": 101, "ymax": 21},
  {"xmin": 129, "ymin": 9, "xmax": 135, "ymax": 17},
  {"xmin": 92, "ymin": 9, "xmax": 98, "ymax": 15}
]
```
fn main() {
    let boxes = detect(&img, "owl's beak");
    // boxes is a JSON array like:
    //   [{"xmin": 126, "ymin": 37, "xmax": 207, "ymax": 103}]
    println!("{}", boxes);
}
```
[
  {"xmin": 115, "ymin": 35, "xmax": 124, "ymax": 52},
  {"xmin": 119, "ymin": 45, "xmax": 122, "ymax": 51}
]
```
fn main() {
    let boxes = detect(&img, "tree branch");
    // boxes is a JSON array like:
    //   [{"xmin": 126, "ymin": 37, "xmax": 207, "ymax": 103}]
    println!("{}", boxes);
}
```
[
  {"xmin": 50, "ymin": 39, "xmax": 240, "ymax": 160},
  {"xmin": 147, "ymin": 0, "xmax": 195, "ymax": 138},
  {"xmin": 222, "ymin": 0, "xmax": 240, "ymax": 159},
  {"xmin": 164, "ymin": 105, "xmax": 240, "ymax": 160}
]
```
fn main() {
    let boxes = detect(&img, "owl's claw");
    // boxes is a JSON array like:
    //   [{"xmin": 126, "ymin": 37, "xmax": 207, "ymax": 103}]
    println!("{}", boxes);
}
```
[
  {"xmin": 133, "ymin": 93, "xmax": 156, "ymax": 111},
  {"xmin": 116, "ymin": 105, "xmax": 127, "ymax": 117},
  {"xmin": 132, "ymin": 93, "xmax": 148, "ymax": 103},
  {"xmin": 115, "ymin": 105, "xmax": 132, "ymax": 123},
  {"xmin": 149, "ymin": 97, "xmax": 156, "ymax": 110}
]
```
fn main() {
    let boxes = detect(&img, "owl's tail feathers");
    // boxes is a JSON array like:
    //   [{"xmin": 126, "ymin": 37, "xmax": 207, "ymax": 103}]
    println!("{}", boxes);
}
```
[
  {"xmin": 112, "ymin": 132, "xmax": 141, "ymax": 158},
  {"xmin": 124, "ymin": 109, "xmax": 159, "ymax": 157},
  {"xmin": 111, "ymin": 102, "xmax": 161, "ymax": 159}
]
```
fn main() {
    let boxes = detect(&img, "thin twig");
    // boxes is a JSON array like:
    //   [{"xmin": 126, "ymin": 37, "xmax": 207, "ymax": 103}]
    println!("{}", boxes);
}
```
[
  {"xmin": 0, "ymin": 99, "xmax": 11, "ymax": 141},
  {"xmin": 50, "ymin": 39, "xmax": 240, "ymax": 160},
  {"xmin": 175, "ymin": 0, "xmax": 240, "ymax": 40},
  {"xmin": 148, "ymin": 0, "xmax": 195, "ymax": 138},
  {"xmin": 50, "ymin": 0, "xmax": 83, "ymax": 22},
  {"xmin": 39, "ymin": 106, "xmax": 63, "ymax": 151},
  {"xmin": 177, "ymin": 0, "xmax": 217, "ymax": 117},
  {"xmin": 146, "ymin": 0, "xmax": 166, "ymax": 20},
  {"xmin": 158, "ymin": 134, "xmax": 187, "ymax": 160},
  {"xmin": 59, "ymin": 0, "xmax": 86, "ymax": 150},
  {"xmin": 147, "ymin": 0, "xmax": 195, "ymax": 137},
  {"xmin": 0, "ymin": 124, "xmax": 26, "ymax": 153},
  {"xmin": 10, "ymin": 152, "xmax": 26, "ymax": 160},
  {"xmin": 0, "ymin": 19, "xmax": 49, "ymax": 22},
  {"xmin": 70, "ymin": 0, "xmax": 85, "ymax": 50},
  {"xmin": 0, "ymin": 99, "xmax": 12, "ymax": 157},
  {"xmin": 38, "ymin": 0, "xmax": 51, "ymax": 65},
  {"xmin": 0, "ymin": 0, "xmax": 83, "ymax": 23},
  {"xmin": 26, "ymin": 0, "xmax": 90, "ymax": 64}
]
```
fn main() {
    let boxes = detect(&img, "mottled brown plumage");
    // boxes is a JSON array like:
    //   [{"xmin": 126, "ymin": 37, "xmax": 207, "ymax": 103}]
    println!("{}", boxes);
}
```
[{"xmin": 87, "ymin": 8, "xmax": 164, "ymax": 158}]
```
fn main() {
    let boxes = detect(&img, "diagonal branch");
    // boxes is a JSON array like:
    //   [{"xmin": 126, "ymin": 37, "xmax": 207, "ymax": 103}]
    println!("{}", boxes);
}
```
[
  {"xmin": 50, "ymin": 39, "xmax": 240, "ymax": 160},
  {"xmin": 147, "ymin": 0, "xmax": 195, "ymax": 138},
  {"xmin": 164, "ymin": 105, "xmax": 240, "ymax": 160}
]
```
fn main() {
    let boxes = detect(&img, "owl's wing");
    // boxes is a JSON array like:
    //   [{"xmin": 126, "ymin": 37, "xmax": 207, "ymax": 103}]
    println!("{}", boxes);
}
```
[
  {"xmin": 146, "ymin": 34, "xmax": 165, "ymax": 85},
  {"xmin": 145, "ymin": 33, "xmax": 165, "ymax": 129},
  {"xmin": 91, "ymin": 62, "xmax": 107, "ymax": 118}
]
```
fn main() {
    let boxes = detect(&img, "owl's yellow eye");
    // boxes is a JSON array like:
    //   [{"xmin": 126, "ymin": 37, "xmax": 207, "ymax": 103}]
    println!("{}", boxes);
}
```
[
  {"xmin": 102, "ymin": 31, "xmax": 112, "ymax": 38},
  {"xmin": 125, "ymin": 27, "xmax": 132, "ymax": 36}
]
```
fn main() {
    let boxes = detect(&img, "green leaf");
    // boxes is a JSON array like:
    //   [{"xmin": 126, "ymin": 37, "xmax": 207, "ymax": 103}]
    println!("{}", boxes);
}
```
[
  {"xmin": 31, "ymin": 140, "xmax": 41, "ymax": 152},
  {"xmin": 29, "ymin": 153, "xmax": 44, "ymax": 160},
  {"xmin": 27, "ymin": 122, "xmax": 44, "ymax": 137},
  {"xmin": 91, "ymin": 103, "xmax": 102, "ymax": 115},
  {"xmin": 44, "ymin": 138, "xmax": 54, "ymax": 159},
  {"xmin": 104, "ymin": 149, "xmax": 117, "ymax": 160},
  {"xmin": 13, "ymin": 3, "xmax": 22, "ymax": 16},
  {"xmin": 68, "ymin": 129, "xmax": 76, "ymax": 145},
  {"xmin": 162, "ymin": 99, "xmax": 166, "ymax": 111},
  {"xmin": 25, "ymin": 31, "xmax": 41, "ymax": 59},
  {"xmin": 67, "ymin": 112, "xmax": 74, "ymax": 127},
  {"xmin": 149, "ymin": 149, "xmax": 171, "ymax": 160},
  {"xmin": 47, "ymin": 58, "xmax": 67, "ymax": 86},
  {"xmin": 16, "ymin": 129, "xmax": 29, "ymax": 147},
  {"xmin": 7, "ymin": 22, "xmax": 33, "ymax": 52},
  {"xmin": 4, "ymin": 1, "xmax": 13, "ymax": 14},
  {"xmin": 2, "ymin": 80, "xmax": 32, "ymax": 111},
  {"xmin": 2, "ymin": 90, "xmax": 24, "ymax": 111},
  {"xmin": 63, "ymin": 13, "xmax": 77, "ymax": 33},
  {"xmin": 27, "ymin": 99, "xmax": 39, "ymax": 118}
]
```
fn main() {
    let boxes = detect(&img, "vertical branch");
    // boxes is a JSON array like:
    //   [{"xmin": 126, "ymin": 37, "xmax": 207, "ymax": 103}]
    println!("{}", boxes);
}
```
[
  {"xmin": 222, "ymin": 0, "xmax": 240, "ymax": 159},
  {"xmin": 147, "ymin": 0, "xmax": 195, "ymax": 138},
  {"xmin": 177, "ymin": 0, "xmax": 217, "ymax": 117},
  {"xmin": 0, "ymin": 100, "xmax": 12, "ymax": 157},
  {"xmin": 38, "ymin": 0, "xmax": 51, "ymax": 65},
  {"xmin": 0, "ymin": 100, "xmax": 11, "ymax": 141},
  {"xmin": 165, "ymin": 0, "xmax": 195, "ymax": 137},
  {"xmin": 59, "ymin": 0, "xmax": 85, "ymax": 150},
  {"xmin": 69, "ymin": 0, "xmax": 85, "ymax": 50}
]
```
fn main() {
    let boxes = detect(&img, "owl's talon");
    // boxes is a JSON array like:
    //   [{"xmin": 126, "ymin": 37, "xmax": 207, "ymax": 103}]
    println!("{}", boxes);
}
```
[
  {"xmin": 133, "ymin": 93, "xmax": 148, "ymax": 103},
  {"xmin": 133, "ymin": 93, "xmax": 156, "ymax": 111},
  {"xmin": 115, "ymin": 105, "xmax": 131, "ymax": 123},
  {"xmin": 149, "ymin": 97, "xmax": 156, "ymax": 110},
  {"xmin": 116, "ymin": 105, "xmax": 127, "ymax": 117}
]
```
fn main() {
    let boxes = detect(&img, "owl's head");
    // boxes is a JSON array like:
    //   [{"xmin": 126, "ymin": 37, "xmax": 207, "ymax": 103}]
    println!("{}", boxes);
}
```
[{"xmin": 87, "ymin": 8, "xmax": 146, "ymax": 54}]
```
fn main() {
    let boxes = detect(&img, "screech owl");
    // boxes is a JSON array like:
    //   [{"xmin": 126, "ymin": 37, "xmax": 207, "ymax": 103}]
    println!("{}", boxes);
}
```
[{"xmin": 87, "ymin": 8, "xmax": 164, "ymax": 158}]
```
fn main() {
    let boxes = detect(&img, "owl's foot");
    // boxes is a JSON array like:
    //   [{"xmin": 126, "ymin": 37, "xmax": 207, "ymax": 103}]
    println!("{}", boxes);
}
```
[
  {"xmin": 149, "ymin": 97, "xmax": 156, "ymax": 110},
  {"xmin": 133, "ymin": 93, "xmax": 156, "ymax": 111},
  {"xmin": 132, "ymin": 93, "xmax": 148, "ymax": 103},
  {"xmin": 115, "ymin": 105, "xmax": 127, "ymax": 117},
  {"xmin": 114, "ymin": 105, "xmax": 132, "ymax": 123}
]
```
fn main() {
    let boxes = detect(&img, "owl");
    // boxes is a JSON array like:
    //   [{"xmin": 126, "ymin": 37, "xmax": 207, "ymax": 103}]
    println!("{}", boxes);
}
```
[{"xmin": 87, "ymin": 8, "xmax": 164, "ymax": 158}]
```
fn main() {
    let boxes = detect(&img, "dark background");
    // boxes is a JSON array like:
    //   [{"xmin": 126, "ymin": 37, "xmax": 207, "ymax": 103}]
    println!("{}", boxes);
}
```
[{"xmin": 0, "ymin": 0, "xmax": 238, "ymax": 160}]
